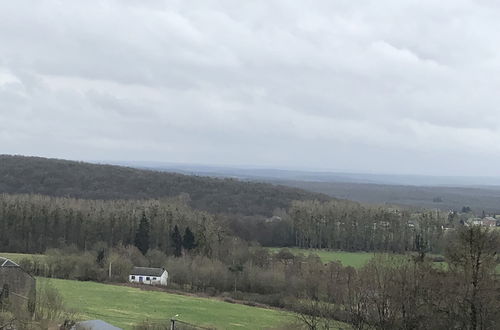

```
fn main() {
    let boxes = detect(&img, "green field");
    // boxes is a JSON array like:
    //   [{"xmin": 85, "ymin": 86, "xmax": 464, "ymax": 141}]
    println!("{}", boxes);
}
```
[
  {"xmin": 268, "ymin": 248, "xmax": 375, "ymax": 268},
  {"xmin": 46, "ymin": 278, "xmax": 295, "ymax": 330},
  {"xmin": 267, "ymin": 248, "xmax": 500, "ymax": 273},
  {"xmin": 0, "ymin": 252, "xmax": 41, "ymax": 263}
]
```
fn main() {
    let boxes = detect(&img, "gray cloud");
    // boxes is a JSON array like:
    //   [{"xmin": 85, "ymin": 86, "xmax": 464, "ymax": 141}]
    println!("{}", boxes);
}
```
[{"xmin": 1, "ymin": 0, "xmax": 500, "ymax": 176}]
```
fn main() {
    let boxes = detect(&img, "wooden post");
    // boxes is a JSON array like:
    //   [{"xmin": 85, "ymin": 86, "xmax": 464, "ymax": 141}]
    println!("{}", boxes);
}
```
[{"xmin": 170, "ymin": 319, "xmax": 175, "ymax": 330}]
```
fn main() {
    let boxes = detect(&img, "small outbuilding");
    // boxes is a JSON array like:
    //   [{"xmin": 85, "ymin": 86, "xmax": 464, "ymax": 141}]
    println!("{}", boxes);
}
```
[
  {"xmin": 72, "ymin": 320, "xmax": 122, "ymax": 330},
  {"xmin": 129, "ymin": 267, "xmax": 168, "ymax": 286},
  {"xmin": 0, "ymin": 256, "xmax": 36, "ymax": 314}
]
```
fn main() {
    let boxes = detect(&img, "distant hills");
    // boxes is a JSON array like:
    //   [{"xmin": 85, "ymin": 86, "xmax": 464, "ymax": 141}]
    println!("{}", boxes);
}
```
[
  {"xmin": 3, "ymin": 155, "xmax": 500, "ymax": 215},
  {"xmin": 108, "ymin": 161, "xmax": 500, "ymax": 186},
  {"xmin": 0, "ymin": 155, "xmax": 327, "ymax": 216},
  {"xmin": 110, "ymin": 161, "xmax": 500, "ymax": 214},
  {"xmin": 274, "ymin": 180, "xmax": 500, "ymax": 214}
]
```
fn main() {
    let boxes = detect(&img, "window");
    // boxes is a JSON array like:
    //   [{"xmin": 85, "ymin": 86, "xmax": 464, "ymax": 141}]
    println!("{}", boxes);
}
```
[
  {"xmin": 131, "ymin": 276, "xmax": 135, "ymax": 280},
  {"xmin": 152, "ymin": 277, "xmax": 157, "ymax": 280},
  {"xmin": 146, "ymin": 277, "xmax": 150, "ymax": 281}
]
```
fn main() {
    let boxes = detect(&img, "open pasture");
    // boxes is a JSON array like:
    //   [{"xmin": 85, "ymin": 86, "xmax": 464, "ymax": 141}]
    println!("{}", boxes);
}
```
[
  {"xmin": 47, "ymin": 278, "xmax": 296, "ymax": 330},
  {"xmin": 268, "ymin": 247, "xmax": 375, "ymax": 268}
]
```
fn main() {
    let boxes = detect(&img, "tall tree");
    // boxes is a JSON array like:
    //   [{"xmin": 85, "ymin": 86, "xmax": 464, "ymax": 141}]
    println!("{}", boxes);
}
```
[
  {"xmin": 182, "ymin": 226, "xmax": 196, "ymax": 251},
  {"xmin": 96, "ymin": 248, "xmax": 105, "ymax": 266},
  {"xmin": 171, "ymin": 225, "xmax": 183, "ymax": 257},
  {"xmin": 134, "ymin": 212, "xmax": 150, "ymax": 255}
]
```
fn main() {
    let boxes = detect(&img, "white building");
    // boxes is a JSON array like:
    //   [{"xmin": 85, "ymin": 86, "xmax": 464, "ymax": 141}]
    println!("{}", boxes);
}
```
[{"xmin": 129, "ymin": 267, "xmax": 168, "ymax": 286}]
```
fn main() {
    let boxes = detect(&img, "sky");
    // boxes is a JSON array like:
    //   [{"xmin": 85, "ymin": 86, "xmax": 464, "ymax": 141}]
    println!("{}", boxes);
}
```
[{"xmin": 1, "ymin": 0, "xmax": 500, "ymax": 176}]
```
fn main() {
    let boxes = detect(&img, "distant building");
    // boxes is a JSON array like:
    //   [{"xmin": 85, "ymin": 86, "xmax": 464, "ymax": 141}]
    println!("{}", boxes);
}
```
[
  {"xmin": 471, "ymin": 218, "xmax": 483, "ymax": 226},
  {"xmin": 129, "ymin": 267, "xmax": 168, "ymax": 286},
  {"xmin": 467, "ymin": 217, "xmax": 498, "ymax": 227},
  {"xmin": 265, "ymin": 216, "xmax": 282, "ymax": 223},
  {"xmin": 0, "ymin": 257, "xmax": 36, "ymax": 314},
  {"xmin": 482, "ymin": 217, "xmax": 497, "ymax": 227}
]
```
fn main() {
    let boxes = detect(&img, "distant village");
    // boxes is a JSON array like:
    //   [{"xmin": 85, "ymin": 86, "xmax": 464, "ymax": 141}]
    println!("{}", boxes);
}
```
[
  {"xmin": 442, "ymin": 207, "xmax": 500, "ymax": 231},
  {"xmin": 463, "ymin": 216, "xmax": 500, "ymax": 227}
]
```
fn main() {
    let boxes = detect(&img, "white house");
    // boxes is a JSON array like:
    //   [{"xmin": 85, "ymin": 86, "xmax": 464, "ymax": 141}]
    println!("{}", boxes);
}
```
[{"xmin": 129, "ymin": 267, "xmax": 168, "ymax": 286}]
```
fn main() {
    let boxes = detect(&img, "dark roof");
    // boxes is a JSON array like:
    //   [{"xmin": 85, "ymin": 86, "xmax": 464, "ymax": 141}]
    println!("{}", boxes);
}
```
[
  {"xmin": 72, "ymin": 320, "xmax": 122, "ymax": 330},
  {"xmin": 0, "ymin": 257, "xmax": 19, "ymax": 267},
  {"xmin": 130, "ymin": 267, "xmax": 166, "ymax": 277}
]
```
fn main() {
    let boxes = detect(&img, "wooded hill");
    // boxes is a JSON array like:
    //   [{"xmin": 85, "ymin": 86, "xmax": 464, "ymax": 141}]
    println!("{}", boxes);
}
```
[{"xmin": 0, "ymin": 155, "xmax": 327, "ymax": 216}]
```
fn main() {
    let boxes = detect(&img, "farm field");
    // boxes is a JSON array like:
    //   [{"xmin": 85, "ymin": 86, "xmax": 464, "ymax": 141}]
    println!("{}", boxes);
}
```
[
  {"xmin": 268, "ymin": 247, "xmax": 375, "ymax": 268},
  {"xmin": 0, "ymin": 252, "xmax": 41, "ymax": 263},
  {"xmin": 267, "ymin": 248, "xmax": 500, "ymax": 273},
  {"xmin": 3, "ymin": 250, "xmax": 375, "ymax": 269},
  {"xmin": 11, "ymin": 250, "xmax": 499, "ymax": 272},
  {"xmin": 46, "ymin": 278, "xmax": 297, "ymax": 330}
]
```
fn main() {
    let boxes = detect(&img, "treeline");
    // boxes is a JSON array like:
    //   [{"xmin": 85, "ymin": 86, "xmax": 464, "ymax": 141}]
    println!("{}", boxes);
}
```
[
  {"xmin": 289, "ymin": 200, "xmax": 446, "ymax": 253},
  {"xmin": 0, "ymin": 155, "xmax": 327, "ymax": 216},
  {"xmin": 0, "ymin": 194, "xmax": 448, "ymax": 255},
  {"xmin": 0, "ymin": 194, "xmax": 228, "ymax": 256},
  {"xmin": 231, "ymin": 200, "xmax": 447, "ymax": 253}
]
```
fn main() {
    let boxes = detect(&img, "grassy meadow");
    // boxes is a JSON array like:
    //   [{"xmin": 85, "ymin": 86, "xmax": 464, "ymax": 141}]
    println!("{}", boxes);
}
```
[
  {"xmin": 0, "ymin": 252, "xmax": 41, "ymax": 263},
  {"xmin": 268, "ymin": 247, "xmax": 375, "ymax": 268},
  {"xmin": 46, "ymin": 278, "xmax": 296, "ymax": 330},
  {"xmin": 2, "ymin": 250, "xmax": 375, "ymax": 268}
]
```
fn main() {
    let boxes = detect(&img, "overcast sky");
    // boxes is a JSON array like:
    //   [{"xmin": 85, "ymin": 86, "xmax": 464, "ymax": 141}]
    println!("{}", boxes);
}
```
[{"xmin": 1, "ymin": 1, "xmax": 500, "ymax": 176}]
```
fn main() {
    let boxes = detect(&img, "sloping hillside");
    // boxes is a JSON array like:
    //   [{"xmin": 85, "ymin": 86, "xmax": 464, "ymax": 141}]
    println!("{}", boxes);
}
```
[
  {"xmin": 0, "ymin": 155, "xmax": 327, "ymax": 216},
  {"xmin": 275, "ymin": 180, "xmax": 500, "ymax": 213}
]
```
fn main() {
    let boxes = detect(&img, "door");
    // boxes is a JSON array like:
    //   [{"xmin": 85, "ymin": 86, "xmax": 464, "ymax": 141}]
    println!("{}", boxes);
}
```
[{"xmin": 139, "ymin": 276, "xmax": 143, "ymax": 283}]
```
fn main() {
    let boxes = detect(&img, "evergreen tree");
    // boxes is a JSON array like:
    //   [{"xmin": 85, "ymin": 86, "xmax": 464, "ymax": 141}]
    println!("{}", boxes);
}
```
[
  {"xmin": 134, "ymin": 212, "xmax": 150, "ymax": 255},
  {"xmin": 183, "ymin": 226, "xmax": 196, "ymax": 250},
  {"xmin": 96, "ymin": 248, "xmax": 105, "ymax": 266},
  {"xmin": 171, "ymin": 225, "xmax": 183, "ymax": 257}
]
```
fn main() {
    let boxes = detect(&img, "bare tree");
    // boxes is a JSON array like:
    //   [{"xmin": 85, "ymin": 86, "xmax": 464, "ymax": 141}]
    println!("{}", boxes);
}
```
[{"xmin": 445, "ymin": 226, "xmax": 500, "ymax": 330}]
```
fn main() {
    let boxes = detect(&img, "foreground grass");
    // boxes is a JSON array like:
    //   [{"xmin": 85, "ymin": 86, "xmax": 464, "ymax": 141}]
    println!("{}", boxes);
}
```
[
  {"xmin": 46, "ymin": 278, "xmax": 295, "ymax": 330},
  {"xmin": 268, "ymin": 248, "xmax": 375, "ymax": 268}
]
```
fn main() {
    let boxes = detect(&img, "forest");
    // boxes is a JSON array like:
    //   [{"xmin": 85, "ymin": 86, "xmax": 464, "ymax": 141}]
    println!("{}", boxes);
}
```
[
  {"xmin": 278, "ymin": 179, "xmax": 500, "ymax": 214},
  {"xmin": 0, "ymin": 194, "xmax": 447, "ymax": 256},
  {"xmin": 0, "ymin": 155, "xmax": 326, "ymax": 216}
]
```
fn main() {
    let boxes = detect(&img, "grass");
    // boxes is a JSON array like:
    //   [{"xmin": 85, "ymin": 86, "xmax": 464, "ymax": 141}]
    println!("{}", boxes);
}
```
[
  {"xmin": 0, "ymin": 252, "xmax": 42, "ymax": 263},
  {"xmin": 45, "ymin": 278, "xmax": 296, "ymax": 330},
  {"xmin": 267, "ymin": 247, "xmax": 375, "ymax": 268},
  {"xmin": 268, "ymin": 248, "xmax": 500, "ymax": 273}
]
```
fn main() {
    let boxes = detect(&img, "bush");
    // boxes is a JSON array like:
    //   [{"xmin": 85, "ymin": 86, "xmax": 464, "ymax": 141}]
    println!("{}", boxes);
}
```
[
  {"xmin": 430, "ymin": 255, "xmax": 445, "ymax": 262},
  {"xmin": 35, "ymin": 279, "xmax": 76, "ymax": 322}
]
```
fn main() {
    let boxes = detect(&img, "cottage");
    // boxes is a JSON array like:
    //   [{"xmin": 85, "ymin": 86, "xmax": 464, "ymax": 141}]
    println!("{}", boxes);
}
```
[
  {"xmin": 0, "ymin": 257, "xmax": 36, "ymax": 314},
  {"xmin": 471, "ymin": 218, "xmax": 483, "ymax": 226},
  {"xmin": 129, "ymin": 267, "xmax": 168, "ymax": 286}
]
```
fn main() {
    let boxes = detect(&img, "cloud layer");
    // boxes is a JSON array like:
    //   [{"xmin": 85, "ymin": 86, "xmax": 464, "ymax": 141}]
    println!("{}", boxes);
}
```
[{"xmin": 1, "ymin": 0, "xmax": 500, "ymax": 175}]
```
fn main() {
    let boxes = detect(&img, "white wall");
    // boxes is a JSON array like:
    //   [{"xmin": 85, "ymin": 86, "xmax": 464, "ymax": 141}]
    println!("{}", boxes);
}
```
[
  {"xmin": 129, "ymin": 271, "xmax": 168, "ymax": 286},
  {"xmin": 160, "ymin": 271, "xmax": 168, "ymax": 286}
]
